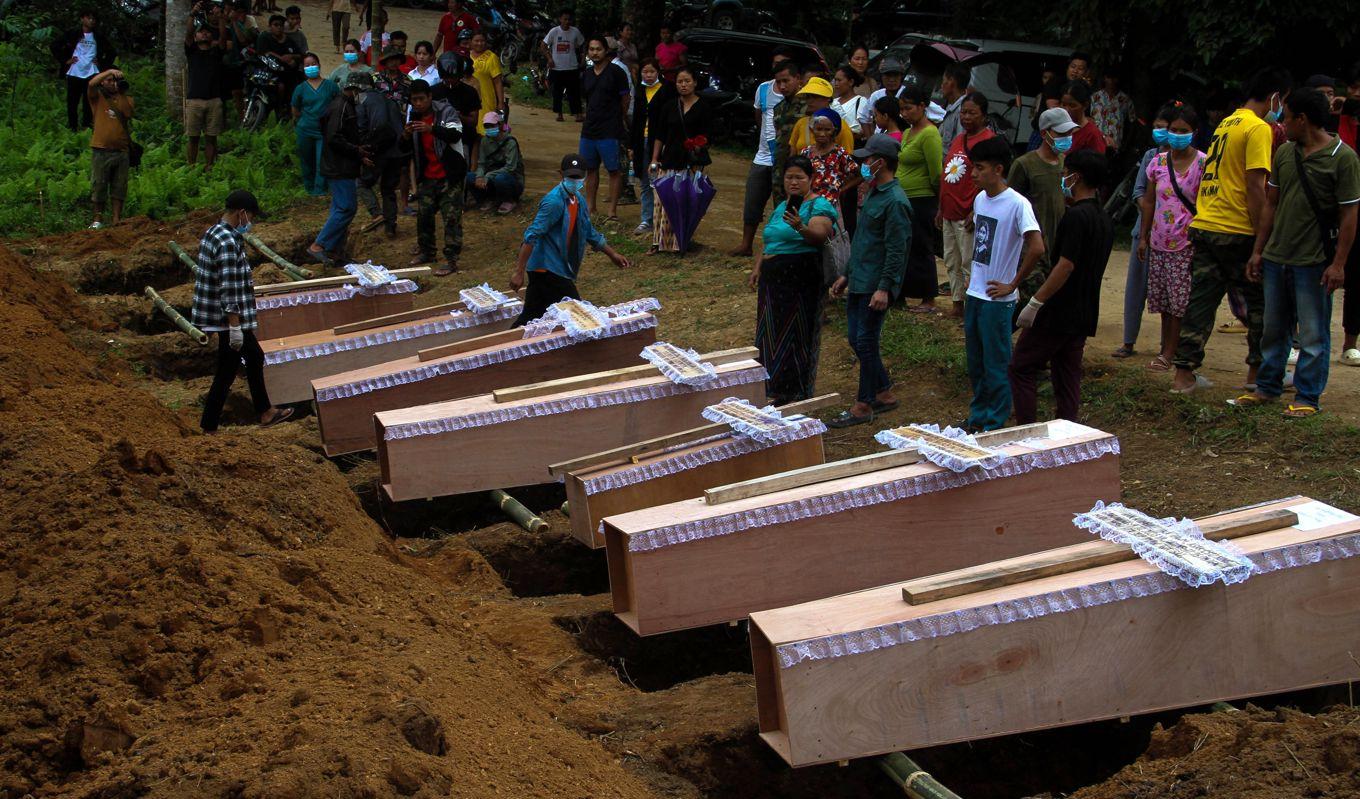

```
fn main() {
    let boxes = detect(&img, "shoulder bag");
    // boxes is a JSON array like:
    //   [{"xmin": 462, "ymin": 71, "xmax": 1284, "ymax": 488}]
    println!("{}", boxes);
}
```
[
  {"xmin": 1292, "ymin": 144, "xmax": 1340, "ymax": 263},
  {"xmin": 108, "ymin": 99, "xmax": 143, "ymax": 169},
  {"xmin": 818, "ymin": 197, "xmax": 852, "ymax": 286},
  {"xmin": 1162, "ymin": 153, "xmax": 1197, "ymax": 215}
]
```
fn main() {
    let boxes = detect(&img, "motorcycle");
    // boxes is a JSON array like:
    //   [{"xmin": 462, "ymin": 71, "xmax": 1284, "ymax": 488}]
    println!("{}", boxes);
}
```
[
  {"xmin": 486, "ymin": 0, "xmax": 550, "ymax": 74},
  {"xmin": 240, "ymin": 48, "xmax": 286, "ymax": 133}
]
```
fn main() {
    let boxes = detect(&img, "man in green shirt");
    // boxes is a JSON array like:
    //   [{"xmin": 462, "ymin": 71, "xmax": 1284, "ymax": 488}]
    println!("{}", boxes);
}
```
[
  {"xmin": 1236, "ymin": 89, "xmax": 1360, "ymax": 416},
  {"xmin": 1008, "ymin": 107, "xmax": 1075, "ymax": 308},
  {"xmin": 829, "ymin": 134, "xmax": 912, "ymax": 427}
]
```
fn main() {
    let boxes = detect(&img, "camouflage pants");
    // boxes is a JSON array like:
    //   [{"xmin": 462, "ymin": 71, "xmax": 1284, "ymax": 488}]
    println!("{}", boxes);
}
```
[
  {"xmin": 416, "ymin": 178, "xmax": 463, "ymax": 262},
  {"xmin": 1173, "ymin": 229, "xmax": 1264, "ymax": 372}
]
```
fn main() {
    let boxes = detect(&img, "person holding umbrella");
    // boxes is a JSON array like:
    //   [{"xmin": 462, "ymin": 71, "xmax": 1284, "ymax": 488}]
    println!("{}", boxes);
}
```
[
  {"xmin": 648, "ymin": 67, "xmax": 716, "ymax": 255},
  {"xmin": 508, "ymin": 154, "xmax": 634, "ymax": 324}
]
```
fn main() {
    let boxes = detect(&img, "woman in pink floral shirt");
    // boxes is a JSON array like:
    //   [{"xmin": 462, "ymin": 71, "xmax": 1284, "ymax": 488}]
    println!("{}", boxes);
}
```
[
  {"xmin": 1137, "ymin": 103, "xmax": 1205, "ymax": 372},
  {"xmin": 799, "ymin": 109, "xmax": 861, "ymax": 208}
]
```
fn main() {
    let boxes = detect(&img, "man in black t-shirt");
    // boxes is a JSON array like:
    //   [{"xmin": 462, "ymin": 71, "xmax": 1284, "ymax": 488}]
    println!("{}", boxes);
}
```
[
  {"xmin": 256, "ymin": 14, "xmax": 302, "ymax": 119},
  {"xmin": 1008, "ymin": 149, "xmax": 1115, "ymax": 424},
  {"xmin": 185, "ymin": 6, "xmax": 226, "ymax": 168},
  {"xmin": 432, "ymin": 52, "xmax": 482, "ymax": 167},
  {"xmin": 578, "ymin": 37, "xmax": 630, "ymax": 219}
]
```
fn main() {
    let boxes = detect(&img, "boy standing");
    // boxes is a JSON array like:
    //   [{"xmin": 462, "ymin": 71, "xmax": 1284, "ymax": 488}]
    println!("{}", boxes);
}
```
[
  {"xmin": 1009, "ymin": 150, "xmax": 1114, "ymax": 423},
  {"xmin": 963, "ymin": 137, "xmax": 1045, "ymax": 431}
]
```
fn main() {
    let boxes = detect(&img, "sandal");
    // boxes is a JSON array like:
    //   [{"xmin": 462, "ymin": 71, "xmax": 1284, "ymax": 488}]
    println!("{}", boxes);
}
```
[
  {"xmin": 1145, "ymin": 355, "xmax": 1170, "ymax": 372},
  {"xmin": 1111, "ymin": 345, "xmax": 1135, "ymax": 358},
  {"xmin": 1282, "ymin": 404, "xmax": 1318, "ymax": 418},
  {"xmin": 870, "ymin": 399, "xmax": 899, "ymax": 413},
  {"xmin": 908, "ymin": 304, "xmax": 939, "ymax": 314},
  {"xmin": 1169, "ymin": 374, "xmax": 1213, "ymax": 395},
  {"xmin": 260, "ymin": 407, "xmax": 295, "ymax": 428},
  {"xmin": 1226, "ymin": 394, "xmax": 1270, "ymax": 407},
  {"xmin": 826, "ymin": 409, "xmax": 874, "ymax": 428}
]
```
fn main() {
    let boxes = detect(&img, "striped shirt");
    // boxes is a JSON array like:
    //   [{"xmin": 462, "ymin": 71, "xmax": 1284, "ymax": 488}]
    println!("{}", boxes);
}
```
[{"xmin": 190, "ymin": 221, "xmax": 257, "ymax": 331}]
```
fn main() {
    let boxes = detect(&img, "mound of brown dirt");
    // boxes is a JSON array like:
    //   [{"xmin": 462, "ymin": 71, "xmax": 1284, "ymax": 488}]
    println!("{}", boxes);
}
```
[
  {"xmin": 0, "ymin": 243, "xmax": 662, "ymax": 798},
  {"xmin": 1072, "ymin": 705, "xmax": 1360, "ymax": 799}
]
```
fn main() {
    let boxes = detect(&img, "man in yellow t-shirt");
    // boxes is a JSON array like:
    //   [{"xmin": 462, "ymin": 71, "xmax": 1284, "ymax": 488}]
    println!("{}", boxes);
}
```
[{"xmin": 1172, "ymin": 70, "xmax": 1290, "ymax": 393}]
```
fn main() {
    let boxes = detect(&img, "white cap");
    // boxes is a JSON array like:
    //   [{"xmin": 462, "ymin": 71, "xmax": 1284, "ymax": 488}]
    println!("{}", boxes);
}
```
[{"xmin": 1039, "ymin": 107, "xmax": 1079, "ymax": 133}]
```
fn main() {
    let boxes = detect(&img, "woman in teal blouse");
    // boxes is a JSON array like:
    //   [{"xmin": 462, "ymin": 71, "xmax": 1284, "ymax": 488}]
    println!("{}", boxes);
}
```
[
  {"xmin": 291, "ymin": 52, "xmax": 340, "ymax": 196},
  {"xmin": 749, "ymin": 155, "xmax": 838, "ymax": 403}
]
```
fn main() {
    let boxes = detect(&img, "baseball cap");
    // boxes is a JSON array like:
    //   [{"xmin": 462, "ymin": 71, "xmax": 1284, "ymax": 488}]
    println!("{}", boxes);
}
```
[
  {"xmin": 1038, "ymin": 107, "xmax": 1079, "ymax": 133},
  {"xmin": 225, "ymin": 189, "xmax": 267, "ymax": 219},
  {"xmin": 798, "ymin": 77, "xmax": 833, "ymax": 98},
  {"xmin": 380, "ymin": 45, "xmax": 405, "ymax": 64},
  {"xmin": 482, "ymin": 111, "xmax": 502, "ymax": 126},
  {"xmin": 852, "ymin": 133, "xmax": 900, "ymax": 161},
  {"xmin": 879, "ymin": 57, "xmax": 905, "ymax": 75},
  {"xmin": 1306, "ymin": 74, "xmax": 1337, "ymax": 89},
  {"xmin": 560, "ymin": 153, "xmax": 586, "ymax": 179}
]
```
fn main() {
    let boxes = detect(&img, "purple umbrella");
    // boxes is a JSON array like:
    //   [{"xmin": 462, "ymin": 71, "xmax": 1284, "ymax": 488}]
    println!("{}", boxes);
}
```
[{"xmin": 655, "ymin": 170, "xmax": 718, "ymax": 254}]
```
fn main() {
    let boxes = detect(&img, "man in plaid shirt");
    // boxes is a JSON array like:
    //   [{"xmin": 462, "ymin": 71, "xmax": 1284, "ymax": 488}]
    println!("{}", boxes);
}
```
[{"xmin": 191, "ymin": 189, "xmax": 294, "ymax": 432}]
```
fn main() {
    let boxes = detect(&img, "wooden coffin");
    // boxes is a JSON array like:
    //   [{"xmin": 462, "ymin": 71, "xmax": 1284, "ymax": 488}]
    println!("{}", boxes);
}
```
[
  {"xmin": 749, "ymin": 496, "xmax": 1360, "ymax": 767},
  {"xmin": 313, "ymin": 312, "xmax": 658, "ymax": 457},
  {"xmin": 253, "ymin": 269, "xmax": 431, "ymax": 340},
  {"xmin": 260, "ymin": 301, "xmax": 523, "ymax": 405},
  {"xmin": 375, "ymin": 354, "xmax": 768, "ymax": 502},
  {"xmin": 558, "ymin": 396, "xmax": 836, "ymax": 549},
  {"xmin": 602, "ymin": 421, "xmax": 1121, "ymax": 636}
]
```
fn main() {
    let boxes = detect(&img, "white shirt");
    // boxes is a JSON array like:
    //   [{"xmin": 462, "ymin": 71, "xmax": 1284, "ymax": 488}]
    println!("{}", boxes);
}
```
[
  {"xmin": 752, "ymin": 79, "xmax": 783, "ymax": 167},
  {"xmin": 612, "ymin": 57, "xmax": 634, "ymax": 100},
  {"xmin": 831, "ymin": 95, "xmax": 866, "ymax": 137},
  {"xmin": 858, "ymin": 84, "xmax": 905, "ymax": 129},
  {"xmin": 359, "ymin": 30, "xmax": 390, "ymax": 57},
  {"xmin": 406, "ymin": 63, "xmax": 440, "ymax": 84},
  {"xmin": 967, "ymin": 187, "xmax": 1040, "ymax": 303},
  {"xmin": 68, "ymin": 32, "xmax": 98, "ymax": 79},
  {"xmin": 542, "ymin": 26, "xmax": 584, "ymax": 71}
]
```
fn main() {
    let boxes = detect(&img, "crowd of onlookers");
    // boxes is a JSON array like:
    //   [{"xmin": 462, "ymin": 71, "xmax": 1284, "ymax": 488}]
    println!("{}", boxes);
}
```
[{"xmin": 52, "ymin": 5, "xmax": 1360, "ymax": 426}]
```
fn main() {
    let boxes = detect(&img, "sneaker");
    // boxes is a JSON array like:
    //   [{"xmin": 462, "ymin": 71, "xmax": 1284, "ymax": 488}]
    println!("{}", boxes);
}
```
[
  {"xmin": 634, "ymin": 222, "xmax": 651, "ymax": 234},
  {"xmin": 1342, "ymin": 348, "xmax": 1360, "ymax": 366},
  {"xmin": 88, "ymin": 220, "xmax": 103, "ymax": 230},
  {"xmin": 1287, "ymin": 348, "xmax": 1299, "ymax": 366},
  {"xmin": 496, "ymin": 201, "xmax": 516, "ymax": 214}
]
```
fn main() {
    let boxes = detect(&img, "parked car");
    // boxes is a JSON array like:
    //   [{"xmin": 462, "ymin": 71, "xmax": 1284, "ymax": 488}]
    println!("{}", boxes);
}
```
[
  {"xmin": 871, "ymin": 33, "xmax": 1071, "ymax": 151},
  {"xmin": 848, "ymin": 0, "xmax": 953, "ymax": 48},
  {"xmin": 668, "ymin": 0, "xmax": 785, "ymax": 37},
  {"xmin": 677, "ymin": 28, "xmax": 828, "ymax": 142}
]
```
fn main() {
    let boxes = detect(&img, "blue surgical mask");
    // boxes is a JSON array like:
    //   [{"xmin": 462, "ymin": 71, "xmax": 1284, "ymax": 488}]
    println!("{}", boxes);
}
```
[
  {"xmin": 1060, "ymin": 173, "xmax": 1075, "ymax": 198},
  {"xmin": 860, "ymin": 162, "xmax": 874, "ymax": 180},
  {"xmin": 344, "ymin": 52, "xmax": 359, "ymax": 63},
  {"xmin": 1151, "ymin": 127, "xmax": 1169, "ymax": 145},
  {"xmin": 1167, "ymin": 131, "xmax": 1194, "ymax": 150},
  {"xmin": 1051, "ymin": 134, "xmax": 1073, "ymax": 153},
  {"xmin": 563, "ymin": 178, "xmax": 584, "ymax": 195},
  {"xmin": 1264, "ymin": 95, "xmax": 1283, "ymax": 124},
  {"xmin": 236, "ymin": 220, "xmax": 253, "ymax": 235},
  {"xmin": 484, "ymin": 127, "xmax": 499, "ymax": 138},
  {"xmin": 304, "ymin": 65, "xmax": 321, "ymax": 78}
]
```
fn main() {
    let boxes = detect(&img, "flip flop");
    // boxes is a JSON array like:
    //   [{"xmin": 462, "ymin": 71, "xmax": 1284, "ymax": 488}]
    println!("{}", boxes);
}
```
[
  {"xmin": 1282, "ymin": 404, "xmax": 1318, "ymax": 418},
  {"xmin": 826, "ymin": 410, "xmax": 874, "ymax": 428},
  {"xmin": 870, "ymin": 399, "xmax": 899, "ymax": 413},
  {"xmin": 1226, "ymin": 394, "xmax": 1270, "ymax": 407},
  {"xmin": 260, "ymin": 407, "xmax": 295, "ymax": 428},
  {"xmin": 305, "ymin": 248, "xmax": 333, "ymax": 267},
  {"xmin": 908, "ymin": 304, "xmax": 939, "ymax": 314},
  {"xmin": 1145, "ymin": 355, "xmax": 1170, "ymax": 372}
]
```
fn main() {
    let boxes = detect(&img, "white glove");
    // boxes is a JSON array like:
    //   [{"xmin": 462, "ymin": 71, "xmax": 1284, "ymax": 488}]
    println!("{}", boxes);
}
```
[
  {"xmin": 228, "ymin": 325, "xmax": 244, "ymax": 351},
  {"xmin": 1017, "ymin": 297, "xmax": 1043, "ymax": 329}
]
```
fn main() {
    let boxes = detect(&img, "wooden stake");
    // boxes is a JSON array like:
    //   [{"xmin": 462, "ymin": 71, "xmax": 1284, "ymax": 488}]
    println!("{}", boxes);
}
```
[
  {"xmin": 331, "ymin": 302, "xmax": 466, "ymax": 335},
  {"xmin": 492, "ymin": 347, "xmax": 758, "ymax": 403},
  {"xmin": 417, "ymin": 328, "xmax": 528, "ymax": 361}
]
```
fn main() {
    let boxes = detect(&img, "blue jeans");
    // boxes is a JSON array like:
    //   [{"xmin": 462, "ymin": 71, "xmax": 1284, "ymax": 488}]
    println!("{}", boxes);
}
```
[
  {"xmin": 1259, "ymin": 260, "xmax": 1332, "ymax": 408},
  {"xmin": 315, "ymin": 177, "xmax": 357, "ymax": 253},
  {"xmin": 964, "ymin": 296, "xmax": 1014, "ymax": 431},
  {"xmin": 639, "ymin": 168, "xmax": 655, "ymax": 228},
  {"xmin": 465, "ymin": 172, "xmax": 524, "ymax": 203},
  {"xmin": 1122, "ymin": 235, "xmax": 1147, "ymax": 346},
  {"xmin": 296, "ymin": 130, "xmax": 326, "ymax": 195},
  {"xmin": 846, "ymin": 293, "xmax": 891, "ymax": 404}
]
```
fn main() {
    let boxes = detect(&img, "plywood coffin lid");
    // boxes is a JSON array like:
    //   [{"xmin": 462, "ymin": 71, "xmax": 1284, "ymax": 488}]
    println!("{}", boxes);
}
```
[
  {"xmin": 750, "ymin": 496, "xmax": 1360, "ymax": 670},
  {"xmin": 603, "ymin": 421, "xmax": 1118, "ymax": 545}
]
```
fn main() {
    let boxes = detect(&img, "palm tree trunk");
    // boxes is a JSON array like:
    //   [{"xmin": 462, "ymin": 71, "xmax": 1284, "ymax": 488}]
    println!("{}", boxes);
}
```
[{"xmin": 165, "ymin": 0, "xmax": 189, "ymax": 124}]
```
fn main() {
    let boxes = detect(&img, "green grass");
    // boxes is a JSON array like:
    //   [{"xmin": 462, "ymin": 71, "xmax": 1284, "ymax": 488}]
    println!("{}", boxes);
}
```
[{"xmin": 880, "ymin": 313, "xmax": 968, "ymax": 375}]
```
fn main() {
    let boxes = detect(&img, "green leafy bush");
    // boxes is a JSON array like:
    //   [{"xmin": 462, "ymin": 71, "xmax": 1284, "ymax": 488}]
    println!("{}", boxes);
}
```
[{"xmin": 0, "ymin": 43, "xmax": 309, "ymax": 237}]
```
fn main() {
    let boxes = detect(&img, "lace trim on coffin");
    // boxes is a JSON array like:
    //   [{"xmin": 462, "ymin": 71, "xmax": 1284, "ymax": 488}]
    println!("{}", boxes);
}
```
[
  {"xmin": 255, "ymin": 279, "xmax": 419, "ymax": 310},
  {"xmin": 520, "ymin": 297, "xmax": 662, "ymax": 339},
  {"xmin": 314, "ymin": 313, "xmax": 657, "ymax": 403},
  {"xmin": 625, "ymin": 437, "xmax": 1121, "ymax": 553},
  {"xmin": 580, "ymin": 417, "xmax": 827, "ymax": 497},
  {"xmin": 381, "ymin": 365, "xmax": 769, "ymax": 441},
  {"xmin": 1072, "ymin": 500, "xmax": 1257, "ymax": 587},
  {"xmin": 774, "ymin": 531, "xmax": 1360, "ymax": 669},
  {"xmin": 263, "ymin": 301, "xmax": 523, "ymax": 365}
]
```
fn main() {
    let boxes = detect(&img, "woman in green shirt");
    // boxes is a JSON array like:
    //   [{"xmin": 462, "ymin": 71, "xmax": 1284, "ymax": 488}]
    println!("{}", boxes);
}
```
[
  {"xmin": 749, "ymin": 156, "xmax": 838, "ymax": 403},
  {"xmin": 327, "ymin": 39, "xmax": 373, "ymax": 86},
  {"xmin": 291, "ymin": 52, "xmax": 340, "ymax": 195},
  {"xmin": 895, "ymin": 85, "xmax": 943, "ymax": 312}
]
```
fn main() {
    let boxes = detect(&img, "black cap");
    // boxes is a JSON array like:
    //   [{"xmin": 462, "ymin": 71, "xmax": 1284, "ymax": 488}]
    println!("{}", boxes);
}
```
[
  {"xmin": 560, "ymin": 153, "xmax": 586, "ymax": 179},
  {"xmin": 225, "ymin": 189, "xmax": 267, "ymax": 219}
]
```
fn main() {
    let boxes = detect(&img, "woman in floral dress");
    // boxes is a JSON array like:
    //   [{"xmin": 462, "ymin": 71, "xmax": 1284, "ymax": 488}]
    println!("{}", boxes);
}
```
[{"xmin": 799, "ymin": 109, "xmax": 861, "ymax": 213}]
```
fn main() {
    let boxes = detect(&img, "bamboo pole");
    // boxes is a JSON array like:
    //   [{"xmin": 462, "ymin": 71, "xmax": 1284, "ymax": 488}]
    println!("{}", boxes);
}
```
[
  {"xmin": 144, "ymin": 286, "xmax": 209, "ymax": 346},
  {"xmin": 167, "ymin": 240, "xmax": 205, "ymax": 278},
  {"xmin": 560, "ymin": 501, "xmax": 570, "ymax": 516},
  {"xmin": 490, "ymin": 490, "xmax": 549, "ymax": 533},
  {"xmin": 877, "ymin": 753, "xmax": 961, "ymax": 799},
  {"xmin": 241, "ymin": 231, "xmax": 312, "ymax": 280}
]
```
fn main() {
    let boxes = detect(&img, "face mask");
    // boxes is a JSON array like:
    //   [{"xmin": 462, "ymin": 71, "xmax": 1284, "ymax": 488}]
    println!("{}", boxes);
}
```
[
  {"xmin": 1151, "ymin": 127, "xmax": 1169, "ymax": 145},
  {"xmin": 1050, "ymin": 134, "xmax": 1073, "ymax": 153},
  {"xmin": 585, "ymin": 58, "xmax": 595, "ymax": 68},
  {"xmin": 304, "ymin": 65, "xmax": 321, "ymax": 78},
  {"xmin": 642, "ymin": 78, "xmax": 658, "ymax": 87},
  {"xmin": 235, "ymin": 219, "xmax": 253, "ymax": 235},
  {"xmin": 484, "ymin": 127, "xmax": 499, "ymax": 138},
  {"xmin": 1167, "ymin": 131, "xmax": 1194, "ymax": 150},
  {"xmin": 563, "ymin": 178, "xmax": 584, "ymax": 195},
  {"xmin": 1060, "ymin": 173, "xmax": 1075, "ymax": 198},
  {"xmin": 1264, "ymin": 95, "xmax": 1282, "ymax": 124},
  {"xmin": 344, "ymin": 52, "xmax": 358, "ymax": 63}
]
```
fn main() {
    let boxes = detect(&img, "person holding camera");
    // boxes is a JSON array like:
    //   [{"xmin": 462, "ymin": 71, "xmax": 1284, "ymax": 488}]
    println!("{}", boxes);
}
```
[
  {"xmin": 185, "ymin": 3, "xmax": 227, "ymax": 170},
  {"xmin": 87, "ymin": 68, "xmax": 134, "ymax": 230}
]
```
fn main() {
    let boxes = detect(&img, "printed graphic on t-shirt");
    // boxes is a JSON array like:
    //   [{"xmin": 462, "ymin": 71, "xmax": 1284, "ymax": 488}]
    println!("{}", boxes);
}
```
[
  {"xmin": 556, "ymin": 42, "xmax": 570, "ymax": 52},
  {"xmin": 972, "ymin": 215, "xmax": 996, "ymax": 265},
  {"xmin": 943, "ymin": 154, "xmax": 968, "ymax": 184}
]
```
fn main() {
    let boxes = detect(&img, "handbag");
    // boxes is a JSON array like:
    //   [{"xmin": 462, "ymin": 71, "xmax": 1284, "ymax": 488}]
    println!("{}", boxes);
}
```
[
  {"xmin": 822, "ymin": 216, "xmax": 852, "ymax": 286},
  {"xmin": 108, "ymin": 100, "xmax": 143, "ymax": 169},
  {"xmin": 1293, "ymin": 144, "xmax": 1339, "ymax": 262}
]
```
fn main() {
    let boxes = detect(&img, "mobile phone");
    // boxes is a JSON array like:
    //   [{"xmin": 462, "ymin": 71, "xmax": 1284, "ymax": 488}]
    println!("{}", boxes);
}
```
[{"xmin": 786, "ymin": 195, "xmax": 803, "ymax": 215}]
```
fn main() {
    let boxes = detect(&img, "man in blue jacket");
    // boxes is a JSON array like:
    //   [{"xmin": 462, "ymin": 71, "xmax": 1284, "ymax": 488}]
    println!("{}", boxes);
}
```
[{"xmin": 509, "ymin": 153, "xmax": 633, "ymax": 324}]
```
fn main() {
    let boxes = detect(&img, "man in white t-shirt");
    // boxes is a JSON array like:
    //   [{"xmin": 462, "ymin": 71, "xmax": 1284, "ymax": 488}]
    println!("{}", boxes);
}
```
[
  {"xmin": 731, "ymin": 55, "xmax": 798, "ymax": 256},
  {"xmin": 540, "ymin": 10, "xmax": 584, "ymax": 122},
  {"xmin": 857, "ymin": 57, "xmax": 906, "ymax": 132},
  {"xmin": 962, "ymin": 136, "xmax": 1045, "ymax": 432},
  {"xmin": 52, "ymin": 10, "xmax": 114, "ymax": 131}
]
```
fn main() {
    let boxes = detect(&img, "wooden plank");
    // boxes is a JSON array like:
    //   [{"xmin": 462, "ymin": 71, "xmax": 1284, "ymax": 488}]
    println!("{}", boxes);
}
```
[
  {"xmin": 492, "ymin": 347, "xmax": 759, "ymax": 403},
  {"xmin": 899, "ymin": 508, "xmax": 1300, "ymax": 605},
  {"xmin": 331, "ymin": 302, "xmax": 465, "ymax": 334},
  {"xmin": 603, "ymin": 424, "xmax": 1121, "ymax": 636},
  {"xmin": 546, "ymin": 393, "xmax": 840, "ymax": 478},
  {"xmin": 749, "ymin": 498, "xmax": 1360, "ymax": 767},
  {"xmin": 417, "ymin": 328, "xmax": 526, "ymax": 361},
  {"xmin": 253, "ymin": 266, "xmax": 432, "ymax": 295},
  {"xmin": 313, "ymin": 322, "xmax": 655, "ymax": 457},
  {"xmin": 702, "ymin": 421, "xmax": 1052, "ymax": 505},
  {"xmin": 376, "ymin": 359, "xmax": 767, "ymax": 501}
]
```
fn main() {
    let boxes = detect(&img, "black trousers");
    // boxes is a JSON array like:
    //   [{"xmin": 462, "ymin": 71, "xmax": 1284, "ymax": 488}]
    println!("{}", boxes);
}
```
[
  {"xmin": 549, "ymin": 69, "xmax": 580, "ymax": 116},
  {"xmin": 359, "ymin": 155, "xmax": 404, "ymax": 230},
  {"xmin": 1009, "ymin": 327, "xmax": 1086, "ymax": 425},
  {"xmin": 201, "ymin": 329, "xmax": 272, "ymax": 431},
  {"xmin": 513, "ymin": 270, "xmax": 581, "ymax": 326},
  {"xmin": 66, "ymin": 75, "xmax": 92, "ymax": 130}
]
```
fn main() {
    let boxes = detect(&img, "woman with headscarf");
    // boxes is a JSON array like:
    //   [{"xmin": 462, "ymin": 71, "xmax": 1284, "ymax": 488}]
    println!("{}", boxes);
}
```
[{"xmin": 799, "ymin": 108, "xmax": 861, "ymax": 210}]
